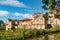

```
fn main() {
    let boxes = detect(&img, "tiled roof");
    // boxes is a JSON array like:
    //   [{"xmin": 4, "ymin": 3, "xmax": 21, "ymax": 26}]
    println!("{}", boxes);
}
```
[{"xmin": 18, "ymin": 19, "xmax": 32, "ymax": 22}]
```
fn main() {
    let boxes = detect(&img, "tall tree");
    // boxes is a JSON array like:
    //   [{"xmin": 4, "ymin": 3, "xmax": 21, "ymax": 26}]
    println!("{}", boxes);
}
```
[
  {"xmin": 42, "ymin": 0, "xmax": 60, "ymax": 18},
  {"xmin": 42, "ymin": 0, "xmax": 60, "ymax": 10}
]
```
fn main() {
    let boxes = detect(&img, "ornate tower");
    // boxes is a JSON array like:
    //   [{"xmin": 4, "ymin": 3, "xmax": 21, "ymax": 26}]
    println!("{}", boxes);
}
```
[
  {"xmin": 6, "ymin": 19, "xmax": 12, "ymax": 30},
  {"xmin": 32, "ymin": 13, "xmax": 45, "ymax": 29}
]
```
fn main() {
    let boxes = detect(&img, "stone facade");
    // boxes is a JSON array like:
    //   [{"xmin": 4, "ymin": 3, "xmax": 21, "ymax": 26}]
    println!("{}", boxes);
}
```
[
  {"xmin": 6, "ymin": 9, "xmax": 60, "ymax": 30},
  {"xmin": 32, "ymin": 13, "xmax": 45, "ymax": 29},
  {"xmin": 48, "ymin": 8, "xmax": 60, "ymax": 28},
  {"xmin": 18, "ymin": 19, "xmax": 32, "ymax": 29},
  {"xmin": 48, "ymin": 11, "xmax": 55, "ymax": 27},
  {"xmin": 6, "ymin": 19, "xmax": 12, "ymax": 30},
  {"xmin": 6, "ymin": 13, "xmax": 45, "ymax": 30}
]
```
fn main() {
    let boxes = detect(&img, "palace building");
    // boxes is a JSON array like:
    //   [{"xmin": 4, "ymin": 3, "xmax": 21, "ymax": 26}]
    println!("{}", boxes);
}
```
[
  {"xmin": 6, "ymin": 13, "xmax": 45, "ymax": 30},
  {"xmin": 6, "ymin": 8, "xmax": 60, "ymax": 30}
]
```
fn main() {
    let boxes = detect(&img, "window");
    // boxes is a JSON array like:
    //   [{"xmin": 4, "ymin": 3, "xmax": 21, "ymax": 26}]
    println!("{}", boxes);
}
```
[
  {"xmin": 49, "ymin": 16, "xmax": 53, "ymax": 18},
  {"xmin": 50, "ymin": 21, "xmax": 53, "ymax": 23},
  {"xmin": 6, "ymin": 24, "xmax": 8, "ymax": 25}
]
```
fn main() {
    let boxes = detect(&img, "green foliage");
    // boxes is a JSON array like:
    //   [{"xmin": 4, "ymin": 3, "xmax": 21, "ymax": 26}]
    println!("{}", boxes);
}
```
[
  {"xmin": 42, "ymin": 0, "xmax": 49, "ymax": 10},
  {"xmin": 46, "ymin": 25, "xmax": 60, "ymax": 33},
  {"xmin": 0, "ymin": 29, "xmax": 25, "ymax": 40},
  {"xmin": 14, "ymin": 28, "xmax": 25, "ymax": 33},
  {"xmin": 0, "ymin": 27, "xmax": 60, "ymax": 40},
  {"xmin": 0, "ymin": 28, "xmax": 46, "ymax": 40},
  {"xmin": 53, "ymin": 25, "xmax": 60, "ymax": 31},
  {"xmin": 0, "ymin": 26, "xmax": 6, "ymax": 30},
  {"xmin": 0, "ymin": 20, "xmax": 5, "ymax": 26},
  {"xmin": 42, "ymin": 0, "xmax": 60, "ymax": 10},
  {"xmin": 24, "ymin": 29, "xmax": 36, "ymax": 38},
  {"xmin": 43, "ymin": 13, "xmax": 48, "ymax": 20}
]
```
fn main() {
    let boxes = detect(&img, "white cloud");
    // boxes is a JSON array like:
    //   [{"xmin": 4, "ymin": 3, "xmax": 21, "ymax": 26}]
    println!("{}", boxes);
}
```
[
  {"xmin": 14, "ymin": 12, "xmax": 33, "ymax": 19},
  {"xmin": 0, "ymin": 0, "xmax": 29, "ymax": 8},
  {"xmin": 0, "ymin": 10, "xmax": 9, "ymax": 16},
  {"xmin": 14, "ymin": 12, "xmax": 21, "ymax": 16},
  {"xmin": 22, "ymin": 14, "xmax": 33, "ymax": 19}
]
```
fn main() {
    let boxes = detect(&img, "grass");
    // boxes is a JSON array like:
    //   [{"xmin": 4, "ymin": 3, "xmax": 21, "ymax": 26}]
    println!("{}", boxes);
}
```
[{"xmin": 0, "ymin": 26, "xmax": 5, "ymax": 30}]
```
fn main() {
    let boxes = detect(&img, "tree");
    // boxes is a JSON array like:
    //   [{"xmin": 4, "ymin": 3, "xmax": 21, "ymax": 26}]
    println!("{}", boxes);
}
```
[
  {"xmin": 44, "ymin": 13, "xmax": 48, "ymax": 20},
  {"xmin": 0, "ymin": 20, "xmax": 5, "ymax": 26},
  {"xmin": 42, "ymin": 0, "xmax": 60, "ymax": 10},
  {"xmin": 42, "ymin": 0, "xmax": 60, "ymax": 19}
]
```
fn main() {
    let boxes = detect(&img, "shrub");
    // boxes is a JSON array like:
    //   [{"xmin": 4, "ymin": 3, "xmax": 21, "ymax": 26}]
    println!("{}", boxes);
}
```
[
  {"xmin": 52, "ymin": 25, "xmax": 60, "ymax": 31},
  {"xmin": 24, "ymin": 29, "xmax": 34, "ymax": 38},
  {"xmin": 0, "ymin": 26, "xmax": 5, "ymax": 30}
]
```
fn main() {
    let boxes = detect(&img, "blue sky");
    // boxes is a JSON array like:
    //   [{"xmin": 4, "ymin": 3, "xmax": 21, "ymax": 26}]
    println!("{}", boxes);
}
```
[{"xmin": 0, "ymin": 0, "xmax": 47, "ymax": 22}]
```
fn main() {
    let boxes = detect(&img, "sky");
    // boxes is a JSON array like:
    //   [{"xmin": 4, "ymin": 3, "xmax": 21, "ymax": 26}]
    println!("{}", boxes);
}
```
[{"xmin": 0, "ymin": 0, "xmax": 47, "ymax": 22}]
